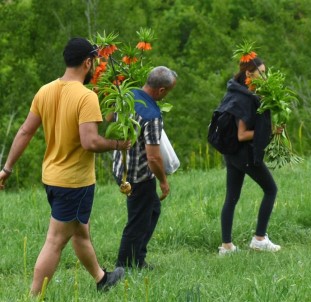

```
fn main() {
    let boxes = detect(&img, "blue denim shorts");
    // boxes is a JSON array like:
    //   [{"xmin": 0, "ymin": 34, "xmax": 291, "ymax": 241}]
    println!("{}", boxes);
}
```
[{"xmin": 45, "ymin": 184, "xmax": 95, "ymax": 224}]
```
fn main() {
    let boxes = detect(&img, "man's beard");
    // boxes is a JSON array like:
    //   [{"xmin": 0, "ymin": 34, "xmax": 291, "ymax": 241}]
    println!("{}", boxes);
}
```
[
  {"xmin": 83, "ymin": 61, "xmax": 94, "ymax": 85},
  {"xmin": 83, "ymin": 69, "xmax": 93, "ymax": 85}
]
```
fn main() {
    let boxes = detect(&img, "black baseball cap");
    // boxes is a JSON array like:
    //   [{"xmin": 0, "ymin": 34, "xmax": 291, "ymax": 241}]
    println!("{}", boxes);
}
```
[{"xmin": 63, "ymin": 37, "xmax": 98, "ymax": 67}]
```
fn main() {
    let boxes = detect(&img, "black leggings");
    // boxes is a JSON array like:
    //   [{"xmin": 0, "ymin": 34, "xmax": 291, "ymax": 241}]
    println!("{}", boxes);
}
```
[{"xmin": 221, "ymin": 150, "xmax": 277, "ymax": 243}]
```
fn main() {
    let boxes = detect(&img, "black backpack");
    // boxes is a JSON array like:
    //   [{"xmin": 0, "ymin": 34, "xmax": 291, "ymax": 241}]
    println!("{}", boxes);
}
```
[{"xmin": 207, "ymin": 111, "xmax": 239, "ymax": 154}]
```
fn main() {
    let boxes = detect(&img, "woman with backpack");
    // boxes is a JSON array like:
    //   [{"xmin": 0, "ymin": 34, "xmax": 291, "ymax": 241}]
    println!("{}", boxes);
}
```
[{"xmin": 218, "ymin": 49, "xmax": 281, "ymax": 255}]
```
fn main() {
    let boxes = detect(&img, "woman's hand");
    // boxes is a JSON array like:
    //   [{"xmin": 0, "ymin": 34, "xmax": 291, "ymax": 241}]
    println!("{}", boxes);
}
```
[{"xmin": 238, "ymin": 119, "xmax": 254, "ymax": 141}]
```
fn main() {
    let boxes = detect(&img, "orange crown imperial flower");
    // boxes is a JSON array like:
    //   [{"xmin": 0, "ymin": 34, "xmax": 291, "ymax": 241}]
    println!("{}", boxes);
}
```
[
  {"xmin": 91, "ymin": 31, "xmax": 119, "ymax": 59},
  {"xmin": 113, "ymin": 74, "xmax": 126, "ymax": 86},
  {"xmin": 135, "ymin": 28, "xmax": 155, "ymax": 51},
  {"xmin": 136, "ymin": 41, "xmax": 152, "ymax": 51},
  {"xmin": 240, "ymin": 51, "xmax": 257, "ymax": 63},
  {"xmin": 122, "ymin": 55, "xmax": 138, "ymax": 65},
  {"xmin": 91, "ymin": 61, "xmax": 107, "ymax": 85},
  {"xmin": 245, "ymin": 77, "xmax": 252, "ymax": 86},
  {"xmin": 245, "ymin": 77, "xmax": 256, "ymax": 91},
  {"xmin": 233, "ymin": 40, "xmax": 259, "ymax": 63},
  {"xmin": 99, "ymin": 44, "xmax": 118, "ymax": 58}
]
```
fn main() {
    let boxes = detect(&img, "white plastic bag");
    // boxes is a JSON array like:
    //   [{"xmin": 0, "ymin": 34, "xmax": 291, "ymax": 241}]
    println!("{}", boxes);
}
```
[{"xmin": 160, "ymin": 129, "xmax": 180, "ymax": 174}]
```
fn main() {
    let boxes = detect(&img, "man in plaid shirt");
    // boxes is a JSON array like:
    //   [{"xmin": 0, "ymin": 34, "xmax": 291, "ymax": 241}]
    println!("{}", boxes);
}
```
[{"xmin": 113, "ymin": 66, "xmax": 177, "ymax": 268}]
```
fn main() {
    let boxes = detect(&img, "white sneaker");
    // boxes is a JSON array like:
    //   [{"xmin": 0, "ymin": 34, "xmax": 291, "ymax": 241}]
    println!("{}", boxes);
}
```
[
  {"xmin": 249, "ymin": 235, "xmax": 281, "ymax": 252},
  {"xmin": 218, "ymin": 244, "xmax": 238, "ymax": 256}
]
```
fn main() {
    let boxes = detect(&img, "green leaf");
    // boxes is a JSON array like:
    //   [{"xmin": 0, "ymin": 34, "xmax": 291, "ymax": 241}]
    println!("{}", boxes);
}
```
[
  {"xmin": 105, "ymin": 122, "xmax": 125, "ymax": 139},
  {"xmin": 158, "ymin": 102, "xmax": 173, "ymax": 113}
]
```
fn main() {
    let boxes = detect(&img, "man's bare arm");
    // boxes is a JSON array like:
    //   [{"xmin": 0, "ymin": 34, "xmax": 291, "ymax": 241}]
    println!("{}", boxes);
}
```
[
  {"xmin": 79, "ymin": 122, "xmax": 131, "ymax": 152},
  {"xmin": 145, "ymin": 144, "xmax": 169, "ymax": 201}
]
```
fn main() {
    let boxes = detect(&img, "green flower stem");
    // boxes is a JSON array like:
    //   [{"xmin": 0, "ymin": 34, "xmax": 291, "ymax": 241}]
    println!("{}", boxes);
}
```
[
  {"xmin": 108, "ymin": 55, "xmax": 122, "ymax": 95},
  {"xmin": 108, "ymin": 56, "xmax": 130, "ymax": 184},
  {"xmin": 111, "ymin": 57, "xmax": 133, "ymax": 79},
  {"xmin": 122, "ymin": 150, "xmax": 128, "ymax": 184}
]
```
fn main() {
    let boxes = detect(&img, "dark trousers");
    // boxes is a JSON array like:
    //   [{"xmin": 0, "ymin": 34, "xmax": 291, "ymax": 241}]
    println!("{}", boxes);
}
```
[
  {"xmin": 221, "ymin": 146, "xmax": 278, "ymax": 243},
  {"xmin": 116, "ymin": 178, "xmax": 161, "ymax": 267}
]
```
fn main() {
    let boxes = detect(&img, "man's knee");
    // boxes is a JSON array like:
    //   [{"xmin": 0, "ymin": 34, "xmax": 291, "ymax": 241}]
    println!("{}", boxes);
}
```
[{"xmin": 45, "ymin": 233, "xmax": 70, "ymax": 251}]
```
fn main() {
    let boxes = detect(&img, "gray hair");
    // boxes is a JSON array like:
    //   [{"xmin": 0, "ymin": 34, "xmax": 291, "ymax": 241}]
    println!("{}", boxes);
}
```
[{"xmin": 146, "ymin": 66, "xmax": 177, "ymax": 89}]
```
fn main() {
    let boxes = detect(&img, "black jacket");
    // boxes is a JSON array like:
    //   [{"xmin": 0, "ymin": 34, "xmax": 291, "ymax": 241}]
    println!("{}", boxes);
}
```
[{"xmin": 217, "ymin": 79, "xmax": 272, "ymax": 165}]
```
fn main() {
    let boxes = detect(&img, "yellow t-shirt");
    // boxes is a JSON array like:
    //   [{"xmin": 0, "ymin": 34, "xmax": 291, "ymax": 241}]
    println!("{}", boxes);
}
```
[{"xmin": 30, "ymin": 79, "xmax": 103, "ymax": 188}]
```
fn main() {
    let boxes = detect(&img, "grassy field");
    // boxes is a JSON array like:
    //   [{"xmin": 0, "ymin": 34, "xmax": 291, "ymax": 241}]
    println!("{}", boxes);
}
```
[{"xmin": 1, "ymin": 158, "xmax": 311, "ymax": 301}]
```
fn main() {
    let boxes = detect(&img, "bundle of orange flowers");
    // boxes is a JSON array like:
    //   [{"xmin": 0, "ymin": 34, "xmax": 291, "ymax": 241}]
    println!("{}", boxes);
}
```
[
  {"xmin": 88, "ymin": 28, "xmax": 156, "ymax": 194},
  {"xmin": 90, "ymin": 28, "xmax": 155, "ymax": 88}
]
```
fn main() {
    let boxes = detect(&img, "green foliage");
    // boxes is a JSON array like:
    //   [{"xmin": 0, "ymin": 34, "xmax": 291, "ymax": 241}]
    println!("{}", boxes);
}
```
[
  {"xmin": 254, "ymin": 69, "xmax": 298, "ymax": 124},
  {"xmin": 265, "ymin": 133, "xmax": 304, "ymax": 169},
  {"xmin": 101, "ymin": 81, "xmax": 142, "ymax": 143},
  {"xmin": 1, "ymin": 0, "xmax": 311, "ymax": 187},
  {"xmin": 0, "ymin": 1, "xmax": 42, "ymax": 188},
  {"xmin": 252, "ymin": 68, "xmax": 303, "ymax": 168}
]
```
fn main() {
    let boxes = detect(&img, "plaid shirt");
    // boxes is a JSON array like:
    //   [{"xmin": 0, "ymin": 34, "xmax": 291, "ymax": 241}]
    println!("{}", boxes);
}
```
[{"xmin": 113, "ymin": 89, "xmax": 162, "ymax": 183}]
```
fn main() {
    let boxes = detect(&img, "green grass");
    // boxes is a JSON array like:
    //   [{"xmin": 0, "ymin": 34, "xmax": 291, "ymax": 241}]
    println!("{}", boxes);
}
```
[{"xmin": 1, "ymin": 158, "xmax": 311, "ymax": 301}]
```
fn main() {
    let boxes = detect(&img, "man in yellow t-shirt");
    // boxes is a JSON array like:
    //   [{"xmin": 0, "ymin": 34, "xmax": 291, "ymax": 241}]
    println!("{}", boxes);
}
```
[{"xmin": 0, "ymin": 37, "xmax": 131, "ymax": 295}]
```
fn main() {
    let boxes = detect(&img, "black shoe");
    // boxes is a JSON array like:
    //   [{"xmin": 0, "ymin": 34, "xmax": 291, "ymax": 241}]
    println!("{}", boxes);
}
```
[
  {"xmin": 97, "ymin": 267, "xmax": 125, "ymax": 292},
  {"xmin": 138, "ymin": 261, "xmax": 154, "ymax": 270}
]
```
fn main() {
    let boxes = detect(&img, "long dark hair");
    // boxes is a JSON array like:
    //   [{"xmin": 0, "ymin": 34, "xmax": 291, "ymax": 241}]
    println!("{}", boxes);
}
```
[{"xmin": 234, "ymin": 57, "xmax": 263, "ymax": 86}]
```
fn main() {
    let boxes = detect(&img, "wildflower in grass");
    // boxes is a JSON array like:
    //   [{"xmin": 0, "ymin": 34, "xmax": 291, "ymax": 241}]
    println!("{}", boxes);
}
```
[{"xmin": 23, "ymin": 236, "xmax": 27, "ymax": 285}]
